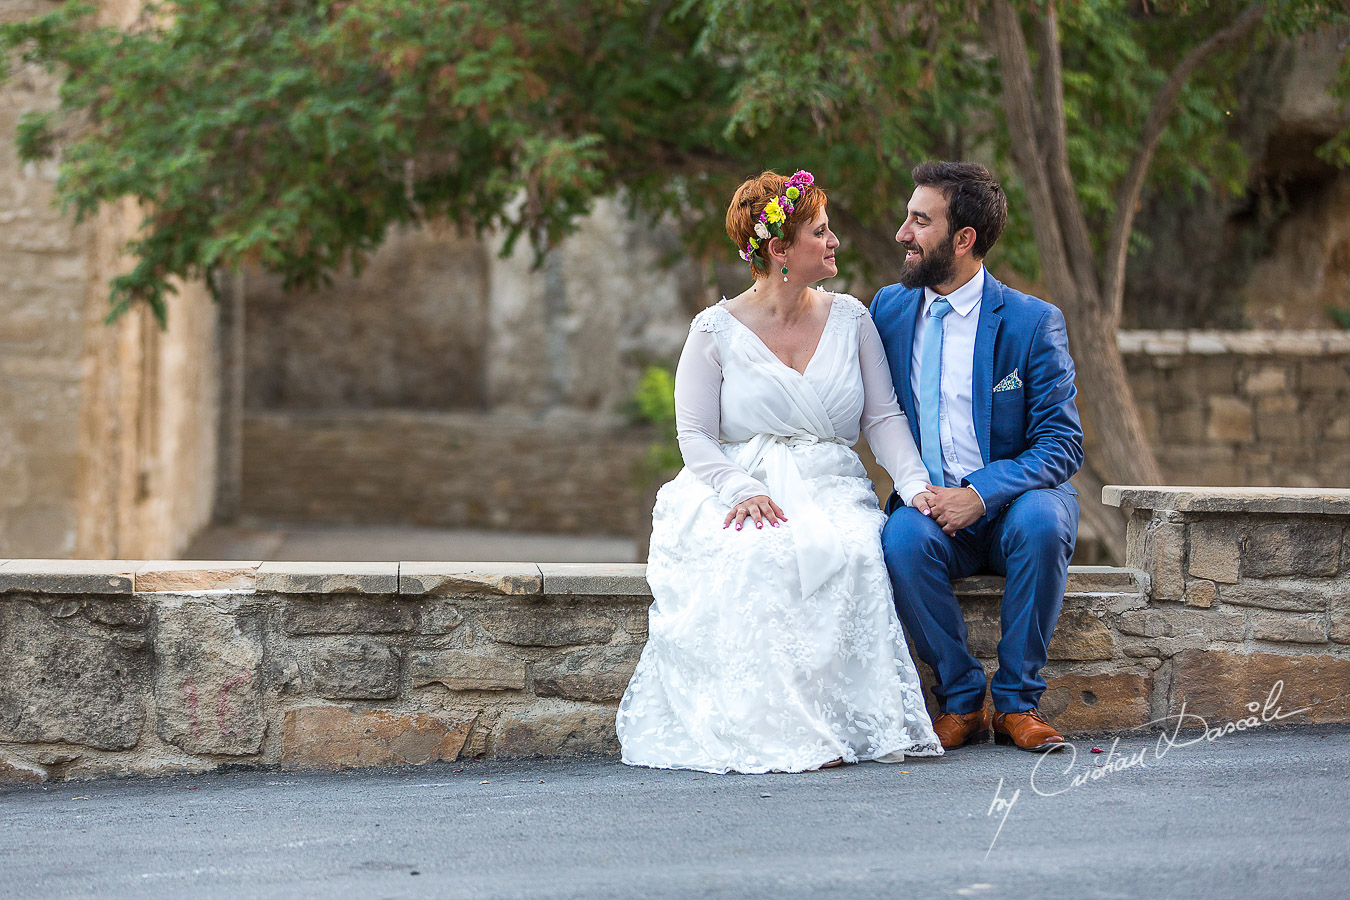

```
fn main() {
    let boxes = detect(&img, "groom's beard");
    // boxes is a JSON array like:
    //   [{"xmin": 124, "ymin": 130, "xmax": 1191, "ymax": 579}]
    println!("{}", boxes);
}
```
[{"xmin": 898, "ymin": 236, "xmax": 957, "ymax": 289}]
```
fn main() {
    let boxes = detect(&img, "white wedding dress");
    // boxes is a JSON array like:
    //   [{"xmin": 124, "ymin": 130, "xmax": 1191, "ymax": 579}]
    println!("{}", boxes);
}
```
[{"xmin": 617, "ymin": 292, "xmax": 943, "ymax": 773}]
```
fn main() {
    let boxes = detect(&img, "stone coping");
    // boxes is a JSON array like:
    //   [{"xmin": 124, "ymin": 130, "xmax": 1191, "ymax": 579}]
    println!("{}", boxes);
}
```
[
  {"xmin": 1103, "ymin": 486, "xmax": 1350, "ymax": 515},
  {"xmin": 1117, "ymin": 330, "xmax": 1350, "ymax": 356},
  {"xmin": 0, "ymin": 560, "xmax": 1144, "ymax": 598}
]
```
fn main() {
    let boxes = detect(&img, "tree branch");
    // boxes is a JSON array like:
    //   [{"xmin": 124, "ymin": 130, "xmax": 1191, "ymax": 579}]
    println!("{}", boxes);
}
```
[
  {"xmin": 1034, "ymin": 1, "xmax": 1099, "ymax": 298},
  {"xmin": 987, "ymin": 0, "xmax": 1080, "ymax": 308},
  {"xmin": 1102, "ymin": 2, "xmax": 1266, "ymax": 325}
]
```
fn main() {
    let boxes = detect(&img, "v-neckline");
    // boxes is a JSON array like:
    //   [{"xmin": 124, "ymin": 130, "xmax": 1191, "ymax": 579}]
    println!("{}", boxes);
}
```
[{"xmin": 720, "ymin": 294, "xmax": 837, "ymax": 377}]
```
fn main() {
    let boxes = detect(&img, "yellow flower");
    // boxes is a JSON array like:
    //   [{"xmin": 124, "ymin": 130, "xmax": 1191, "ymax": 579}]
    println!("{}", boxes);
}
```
[
  {"xmin": 764, "ymin": 199, "xmax": 785, "ymax": 224},
  {"xmin": 749, "ymin": 236, "xmax": 759, "ymax": 248}
]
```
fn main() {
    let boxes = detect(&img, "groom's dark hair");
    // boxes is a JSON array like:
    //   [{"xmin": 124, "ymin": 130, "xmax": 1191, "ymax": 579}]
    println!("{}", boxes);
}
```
[{"xmin": 912, "ymin": 161, "xmax": 1007, "ymax": 259}]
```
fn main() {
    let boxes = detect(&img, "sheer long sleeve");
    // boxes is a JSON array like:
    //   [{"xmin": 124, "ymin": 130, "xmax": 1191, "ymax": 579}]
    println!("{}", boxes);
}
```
[
  {"xmin": 858, "ymin": 314, "xmax": 930, "ymax": 506},
  {"xmin": 673, "ymin": 325, "xmax": 769, "ymax": 507}
]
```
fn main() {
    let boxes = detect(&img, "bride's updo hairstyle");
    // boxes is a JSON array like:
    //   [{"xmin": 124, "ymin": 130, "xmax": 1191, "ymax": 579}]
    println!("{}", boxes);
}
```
[{"xmin": 726, "ymin": 170, "xmax": 827, "ymax": 276}]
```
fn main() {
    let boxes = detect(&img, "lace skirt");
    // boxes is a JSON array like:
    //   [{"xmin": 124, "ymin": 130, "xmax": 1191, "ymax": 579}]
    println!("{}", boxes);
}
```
[{"xmin": 616, "ymin": 440, "xmax": 942, "ymax": 774}]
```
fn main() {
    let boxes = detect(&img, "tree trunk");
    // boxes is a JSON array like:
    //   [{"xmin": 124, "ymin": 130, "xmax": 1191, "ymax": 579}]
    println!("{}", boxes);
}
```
[{"xmin": 987, "ymin": 0, "xmax": 1165, "ymax": 563}]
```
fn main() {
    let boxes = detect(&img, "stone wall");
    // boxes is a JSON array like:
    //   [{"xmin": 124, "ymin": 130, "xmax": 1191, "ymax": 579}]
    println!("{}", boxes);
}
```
[
  {"xmin": 242, "ymin": 197, "xmax": 706, "ymax": 417},
  {"xmin": 1105, "ymin": 486, "xmax": 1350, "ymax": 724},
  {"xmin": 244, "ymin": 227, "xmax": 492, "ymax": 410},
  {"xmin": 2, "ymin": 486, "xmax": 1347, "ymax": 782},
  {"xmin": 238, "ymin": 331, "xmax": 1350, "ymax": 540},
  {"xmin": 1118, "ymin": 331, "xmax": 1350, "ymax": 488},
  {"xmin": 0, "ymin": 0, "xmax": 92, "ymax": 557},
  {"xmin": 0, "ymin": 0, "xmax": 221, "ymax": 561},
  {"xmin": 240, "ymin": 410, "xmax": 656, "ymax": 536}
]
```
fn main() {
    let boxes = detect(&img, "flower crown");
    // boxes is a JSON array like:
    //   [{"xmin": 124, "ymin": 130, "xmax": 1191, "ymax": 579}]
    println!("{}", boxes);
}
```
[{"xmin": 738, "ymin": 170, "xmax": 816, "ymax": 269}]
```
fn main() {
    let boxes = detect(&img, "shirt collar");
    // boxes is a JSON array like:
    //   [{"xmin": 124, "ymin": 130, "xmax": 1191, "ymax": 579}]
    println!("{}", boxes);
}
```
[{"xmin": 922, "ymin": 266, "xmax": 985, "ymax": 318}]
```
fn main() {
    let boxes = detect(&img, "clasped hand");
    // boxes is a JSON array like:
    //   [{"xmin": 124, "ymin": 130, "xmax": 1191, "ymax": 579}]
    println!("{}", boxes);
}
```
[
  {"xmin": 723, "ymin": 495, "xmax": 787, "ymax": 530},
  {"xmin": 913, "ymin": 485, "xmax": 985, "ymax": 535}
]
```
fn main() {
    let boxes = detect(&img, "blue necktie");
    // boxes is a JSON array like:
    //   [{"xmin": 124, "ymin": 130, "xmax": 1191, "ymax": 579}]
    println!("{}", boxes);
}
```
[{"xmin": 919, "ymin": 298, "xmax": 953, "ymax": 487}]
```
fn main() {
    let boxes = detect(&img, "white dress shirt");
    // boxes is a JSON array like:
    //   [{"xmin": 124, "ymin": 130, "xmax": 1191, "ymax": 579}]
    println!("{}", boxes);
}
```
[{"xmin": 909, "ymin": 266, "xmax": 986, "ymax": 491}]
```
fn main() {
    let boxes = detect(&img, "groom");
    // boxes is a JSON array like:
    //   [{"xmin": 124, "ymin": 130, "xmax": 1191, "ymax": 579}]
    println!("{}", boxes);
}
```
[{"xmin": 870, "ymin": 161, "xmax": 1083, "ymax": 752}]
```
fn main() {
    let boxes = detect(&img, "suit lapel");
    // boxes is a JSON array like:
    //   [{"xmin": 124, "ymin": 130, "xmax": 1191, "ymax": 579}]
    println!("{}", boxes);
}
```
[{"xmin": 973, "ymin": 274, "xmax": 1005, "ymax": 464}]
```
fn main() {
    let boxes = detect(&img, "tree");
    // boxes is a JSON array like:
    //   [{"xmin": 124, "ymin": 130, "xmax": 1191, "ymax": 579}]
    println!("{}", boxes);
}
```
[{"xmin": 4, "ymin": 1, "xmax": 1347, "ymax": 557}]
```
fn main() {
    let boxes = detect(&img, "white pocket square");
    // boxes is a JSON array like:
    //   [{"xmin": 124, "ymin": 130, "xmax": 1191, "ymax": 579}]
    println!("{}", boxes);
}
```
[{"xmin": 993, "ymin": 369, "xmax": 1022, "ymax": 392}]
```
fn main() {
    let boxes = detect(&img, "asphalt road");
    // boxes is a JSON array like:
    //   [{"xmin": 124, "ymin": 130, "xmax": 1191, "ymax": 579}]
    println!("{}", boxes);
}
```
[{"xmin": 2, "ymin": 724, "xmax": 1348, "ymax": 899}]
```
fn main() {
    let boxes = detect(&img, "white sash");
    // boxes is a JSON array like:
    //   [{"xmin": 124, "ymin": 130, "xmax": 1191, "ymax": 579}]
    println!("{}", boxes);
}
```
[{"xmin": 731, "ymin": 433, "xmax": 848, "ymax": 599}]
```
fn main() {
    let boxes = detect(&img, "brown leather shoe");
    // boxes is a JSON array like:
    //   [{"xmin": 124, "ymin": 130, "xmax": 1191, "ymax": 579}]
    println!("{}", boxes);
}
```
[
  {"xmin": 992, "ymin": 707, "xmax": 1066, "ymax": 752},
  {"xmin": 932, "ymin": 706, "xmax": 992, "ymax": 750}
]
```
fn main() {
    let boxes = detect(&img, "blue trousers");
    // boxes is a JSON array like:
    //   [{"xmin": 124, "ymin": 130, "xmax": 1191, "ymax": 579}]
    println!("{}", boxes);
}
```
[{"xmin": 881, "ymin": 485, "xmax": 1079, "ymax": 715}]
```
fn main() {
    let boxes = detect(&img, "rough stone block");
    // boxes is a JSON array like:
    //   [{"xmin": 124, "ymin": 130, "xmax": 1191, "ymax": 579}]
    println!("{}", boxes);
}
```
[
  {"xmin": 533, "ymin": 647, "xmax": 643, "ymax": 701},
  {"xmin": 478, "ymin": 606, "xmax": 617, "ymax": 647},
  {"xmin": 410, "ymin": 650, "xmax": 526, "ymax": 692},
  {"xmin": 952, "ymin": 576, "xmax": 1006, "ymax": 598},
  {"xmin": 1129, "ymin": 516, "xmax": 1185, "ymax": 601},
  {"xmin": 494, "ymin": 703, "xmax": 619, "ymax": 756},
  {"xmin": 282, "ymin": 599, "xmax": 417, "ymax": 635},
  {"xmin": 281, "ymin": 705, "xmax": 474, "ymax": 769},
  {"xmin": 1243, "ymin": 522, "xmax": 1341, "ymax": 578},
  {"xmin": 1298, "ymin": 359, "xmax": 1349, "ymax": 391},
  {"xmin": 0, "ymin": 600, "xmax": 149, "ymax": 750},
  {"xmin": 136, "ymin": 561, "xmax": 260, "ymax": 593},
  {"xmin": 1255, "ymin": 412, "xmax": 1304, "ymax": 444},
  {"xmin": 1242, "ymin": 365, "xmax": 1290, "ymax": 395},
  {"xmin": 1168, "ymin": 650, "xmax": 1350, "ymax": 724},
  {"xmin": 399, "ymin": 563, "xmax": 541, "ymax": 597},
  {"xmin": 1331, "ymin": 605, "xmax": 1350, "ymax": 644},
  {"xmin": 309, "ymin": 640, "xmax": 400, "ymax": 700},
  {"xmin": 1160, "ymin": 409, "xmax": 1205, "ymax": 443},
  {"xmin": 1039, "ymin": 673, "xmax": 1152, "ymax": 732},
  {"xmin": 623, "ymin": 609, "xmax": 650, "ymax": 641},
  {"xmin": 419, "ymin": 603, "xmax": 464, "ymax": 635},
  {"xmin": 154, "ymin": 601, "xmax": 266, "ymax": 756},
  {"xmin": 1206, "ymin": 396, "xmax": 1253, "ymax": 443},
  {"xmin": 960, "ymin": 601, "xmax": 1112, "ymax": 661},
  {"xmin": 0, "ymin": 756, "xmax": 46, "ymax": 785},
  {"xmin": 1064, "ymin": 567, "xmax": 1148, "ymax": 595},
  {"xmin": 1184, "ymin": 579, "xmax": 1217, "ymax": 608},
  {"xmin": 1047, "ymin": 611, "xmax": 1116, "ymax": 661},
  {"xmin": 0, "ymin": 560, "xmax": 137, "ymax": 595},
  {"xmin": 1248, "ymin": 612, "xmax": 1328, "ymax": 645},
  {"xmin": 1188, "ymin": 522, "xmax": 1239, "ymax": 584},
  {"xmin": 538, "ymin": 563, "xmax": 651, "ymax": 597},
  {"xmin": 1118, "ymin": 606, "xmax": 1245, "ymax": 643},
  {"xmin": 1218, "ymin": 581, "xmax": 1331, "ymax": 611},
  {"xmin": 257, "ymin": 562, "xmax": 399, "ymax": 595},
  {"xmin": 1105, "ymin": 487, "xmax": 1350, "ymax": 516}
]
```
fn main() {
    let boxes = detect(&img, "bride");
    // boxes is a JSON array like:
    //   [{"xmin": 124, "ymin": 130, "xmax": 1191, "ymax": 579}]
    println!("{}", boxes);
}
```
[{"xmin": 617, "ymin": 170, "xmax": 944, "ymax": 773}]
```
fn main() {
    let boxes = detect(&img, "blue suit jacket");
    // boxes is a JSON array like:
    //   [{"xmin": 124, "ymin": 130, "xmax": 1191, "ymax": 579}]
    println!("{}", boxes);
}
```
[{"xmin": 869, "ymin": 272, "xmax": 1084, "ymax": 518}]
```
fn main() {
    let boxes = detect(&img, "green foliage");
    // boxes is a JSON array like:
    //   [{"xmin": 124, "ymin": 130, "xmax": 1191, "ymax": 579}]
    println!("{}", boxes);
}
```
[
  {"xmin": 1326, "ymin": 306, "xmax": 1350, "ymax": 329},
  {"xmin": 2, "ymin": 0, "xmax": 737, "ymax": 322},
  {"xmin": 2, "ymin": 0, "xmax": 1346, "ymax": 324},
  {"xmin": 628, "ymin": 365, "xmax": 681, "ymax": 476}
]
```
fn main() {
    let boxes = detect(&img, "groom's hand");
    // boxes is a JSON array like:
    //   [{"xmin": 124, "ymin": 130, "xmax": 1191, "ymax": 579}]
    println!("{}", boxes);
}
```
[{"xmin": 925, "ymin": 485, "xmax": 985, "ymax": 535}]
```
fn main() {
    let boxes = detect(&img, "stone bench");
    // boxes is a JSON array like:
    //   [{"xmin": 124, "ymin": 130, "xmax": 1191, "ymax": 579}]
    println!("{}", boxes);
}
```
[{"xmin": 1, "ymin": 486, "xmax": 1347, "ymax": 782}]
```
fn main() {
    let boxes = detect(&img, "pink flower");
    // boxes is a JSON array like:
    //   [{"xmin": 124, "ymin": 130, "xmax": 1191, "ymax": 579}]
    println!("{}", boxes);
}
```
[{"xmin": 788, "ymin": 169, "xmax": 814, "ymax": 186}]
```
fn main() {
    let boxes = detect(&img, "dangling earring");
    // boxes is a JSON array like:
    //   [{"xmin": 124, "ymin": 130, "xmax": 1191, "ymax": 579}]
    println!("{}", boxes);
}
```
[{"xmin": 781, "ymin": 265, "xmax": 788, "ymax": 282}]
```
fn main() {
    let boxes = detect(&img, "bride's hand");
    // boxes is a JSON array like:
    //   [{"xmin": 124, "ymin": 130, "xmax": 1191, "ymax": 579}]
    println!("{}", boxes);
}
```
[
  {"xmin": 911, "ymin": 491, "xmax": 937, "ymax": 516},
  {"xmin": 724, "ymin": 495, "xmax": 787, "ymax": 531}
]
